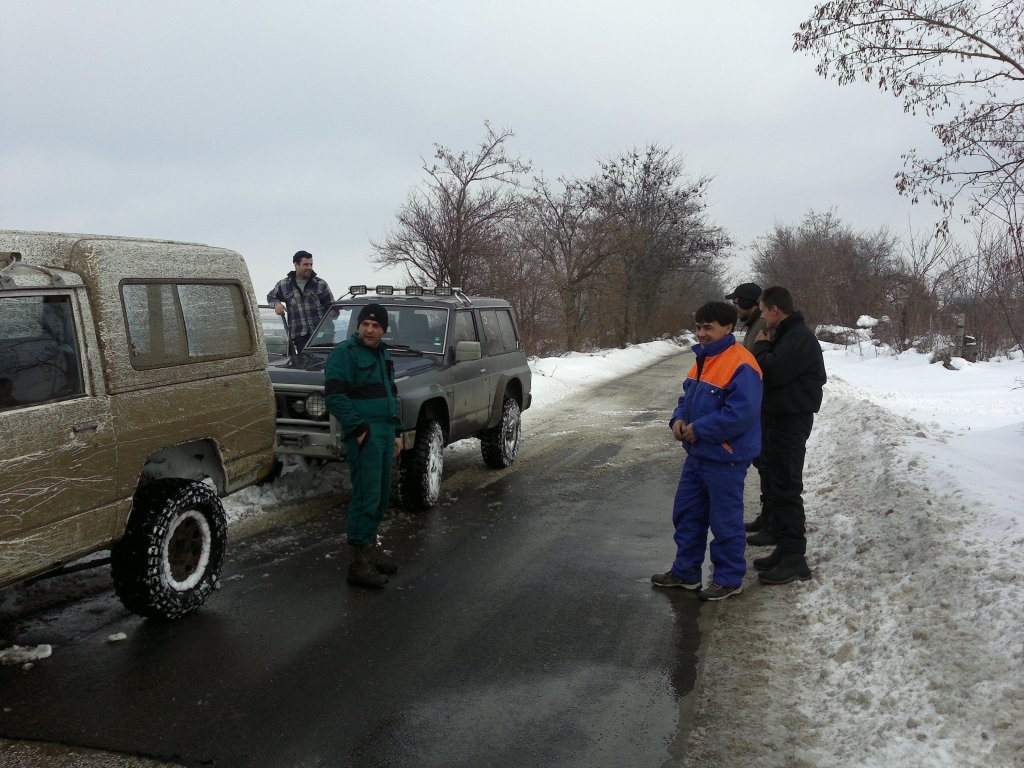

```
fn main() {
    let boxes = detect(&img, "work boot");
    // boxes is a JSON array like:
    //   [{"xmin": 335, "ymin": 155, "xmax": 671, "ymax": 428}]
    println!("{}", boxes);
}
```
[
  {"xmin": 752, "ymin": 546, "xmax": 783, "ymax": 572},
  {"xmin": 347, "ymin": 544, "xmax": 388, "ymax": 588},
  {"xmin": 746, "ymin": 526, "xmax": 779, "ymax": 547},
  {"xmin": 651, "ymin": 571, "xmax": 701, "ymax": 590},
  {"xmin": 368, "ymin": 542, "xmax": 398, "ymax": 575},
  {"xmin": 758, "ymin": 553, "xmax": 811, "ymax": 585},
  {"xmin": 698, "ymin": 582, "xmax": 742, "ymax": 601},
  {"xmin": 745, "ymin": 514, "xmax": 765, "ymax": 533}
]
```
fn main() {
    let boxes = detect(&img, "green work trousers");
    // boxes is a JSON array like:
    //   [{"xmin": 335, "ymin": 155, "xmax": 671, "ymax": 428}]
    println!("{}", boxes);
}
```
[{"xmin": 344, "ymin": 425, "xmax": 395, "ymax": 546}]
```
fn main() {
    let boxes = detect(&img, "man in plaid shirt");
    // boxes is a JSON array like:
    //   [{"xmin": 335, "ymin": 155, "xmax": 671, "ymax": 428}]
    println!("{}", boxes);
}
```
[{"xmin": 267, "ymin": 250, "xmax": 335, "ymax": 352}]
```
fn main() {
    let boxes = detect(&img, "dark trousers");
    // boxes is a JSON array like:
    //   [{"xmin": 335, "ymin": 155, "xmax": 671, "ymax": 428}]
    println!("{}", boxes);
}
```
[
  {"xmin": 343, "ymin": 426, "xmax": 395, "ymax": 546},
  {"xmin": 759, "ymin": 412, "xmax": 814, "ymax": 554},
  {"xmin": 291, "ymin": 333, "xmax": 311, "ymax": 352}
]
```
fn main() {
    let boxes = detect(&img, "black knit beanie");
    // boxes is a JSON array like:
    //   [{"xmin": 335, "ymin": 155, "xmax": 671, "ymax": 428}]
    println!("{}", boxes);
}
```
[{"xmin": 357, "ymin": 303, "xmax": 389, "ymax": 331}]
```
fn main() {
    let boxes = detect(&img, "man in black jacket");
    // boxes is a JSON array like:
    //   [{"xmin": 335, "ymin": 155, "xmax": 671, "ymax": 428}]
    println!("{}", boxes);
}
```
[{"xmin": 748, "ymin": 285, "xmax": 827, "ymax": 584}]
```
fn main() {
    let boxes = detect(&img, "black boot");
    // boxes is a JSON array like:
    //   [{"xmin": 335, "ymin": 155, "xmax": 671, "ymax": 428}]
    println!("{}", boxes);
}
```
[
  {"xmin": 752, "ymin": 546, "xmax": 783, "ymax": 572},
  {"xmin": 758, "ymin": 552, "xmax": 811, "ymax": 585},
  {"xmin": 745, "ymin": 514, "xmax": 765, "ymax": 533},
  {"xmin": 347, "ymin": 544, "xmax": 388, "ymax": 588},
  {"xmin": 746, "ymin": 526, "xmax": 779, "ymax": 547}
]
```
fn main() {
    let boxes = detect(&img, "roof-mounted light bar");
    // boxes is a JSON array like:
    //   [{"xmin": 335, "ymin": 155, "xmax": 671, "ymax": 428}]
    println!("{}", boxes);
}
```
[{"xmin": 347, "ymin": 284, "xmax": 466, "ymax": 298}]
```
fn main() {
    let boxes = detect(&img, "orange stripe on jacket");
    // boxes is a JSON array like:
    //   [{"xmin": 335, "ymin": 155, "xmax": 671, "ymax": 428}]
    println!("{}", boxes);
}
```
[{"xmin": 686, "ymin": 344, "xmax": 762, "ymax": 388}]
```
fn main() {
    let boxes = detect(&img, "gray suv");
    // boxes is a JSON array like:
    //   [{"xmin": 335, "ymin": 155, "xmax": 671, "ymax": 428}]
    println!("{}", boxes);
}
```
[{"xmin": 268, "ymin": 286, "xmax": 532, "ymax": 509}]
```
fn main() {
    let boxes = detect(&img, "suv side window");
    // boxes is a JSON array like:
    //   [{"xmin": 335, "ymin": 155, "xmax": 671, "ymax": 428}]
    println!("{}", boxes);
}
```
[
  {"xmin": 123, "ymin": 282, "xmax": 254, "ymax": 368},
  {"xmin": 452, "ymin": 310, "xmax": 479, "ymax": 344},
  {"xmin": 479, "ymin": 308, "xmax": 519, "ymax": 356},
  {"xmin": 0, "ymin": 294, "xmax": 85, "ymax": 410}
]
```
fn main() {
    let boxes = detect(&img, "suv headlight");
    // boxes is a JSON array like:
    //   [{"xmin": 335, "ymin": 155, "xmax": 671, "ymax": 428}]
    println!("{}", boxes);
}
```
[{"xmin": 306, "ymin": 393, "xmax": 327, "ymax": 418}]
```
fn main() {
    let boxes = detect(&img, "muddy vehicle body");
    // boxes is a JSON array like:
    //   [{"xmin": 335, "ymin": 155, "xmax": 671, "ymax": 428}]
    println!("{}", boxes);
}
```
[
  {"xmin": 0, "ymin": 231, "xmax": 276, "ymax": 619},
  {"xmin": 269, "ymin": 286, "xmax": 532, "ymax": 509}
]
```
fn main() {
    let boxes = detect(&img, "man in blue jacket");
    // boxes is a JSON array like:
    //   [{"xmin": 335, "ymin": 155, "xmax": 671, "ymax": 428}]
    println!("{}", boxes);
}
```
[
  {"xmin": 652, "ymin": 301, "xmax": 763, "ymax": 601},
  {"xmin": 324, "ymin": 303, "xmax": 403, "ymax": 588}
]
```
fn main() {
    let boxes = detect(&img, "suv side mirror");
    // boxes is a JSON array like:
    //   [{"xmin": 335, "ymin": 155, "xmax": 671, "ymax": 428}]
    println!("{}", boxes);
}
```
[{"xmin": 454, "ymin": 340, "xmax": 481, "ymax": 362}]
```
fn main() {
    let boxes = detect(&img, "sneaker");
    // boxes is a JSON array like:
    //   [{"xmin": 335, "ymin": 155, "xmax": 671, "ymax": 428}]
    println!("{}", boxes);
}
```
[
  {"xmin": 651, "ymin": 571, "xmax": 700, "ymax": 590},
  {"xmin": 698, "ymin": 582, "xmax": 742, "ymax": 601}
]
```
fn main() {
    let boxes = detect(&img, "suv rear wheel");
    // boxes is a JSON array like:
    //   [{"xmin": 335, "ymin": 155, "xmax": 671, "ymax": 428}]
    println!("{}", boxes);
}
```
[
  {"xmin": 111, "ymin": 479, "xmax": 227, "ymax": 620},
  {"xmin": 481, "ymin": 396, "xmax": 521, "ymax": 469},
  {"xmin": 399, "ymin": 419, "xmax": 444, "ymax": 510}
]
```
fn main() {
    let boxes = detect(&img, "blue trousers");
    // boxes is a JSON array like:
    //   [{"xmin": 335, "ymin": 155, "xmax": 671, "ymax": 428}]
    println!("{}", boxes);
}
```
[{"xmin": 671, "ymin": 456, "xmax": 749, "ymax": 588}]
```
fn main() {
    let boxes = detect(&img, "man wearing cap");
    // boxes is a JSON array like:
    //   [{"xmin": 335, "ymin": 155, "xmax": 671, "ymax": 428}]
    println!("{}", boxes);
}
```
[
  {"xmin": 725, "ymin": 282, "xmax": 768, "ymax": 353},
  {"xmin": 267, "ymin": 250, "xmax": 335, "ymax": 352},
  {"xmin": 325, "ymin": 303, "xmax": 403, "ymax": 588}
]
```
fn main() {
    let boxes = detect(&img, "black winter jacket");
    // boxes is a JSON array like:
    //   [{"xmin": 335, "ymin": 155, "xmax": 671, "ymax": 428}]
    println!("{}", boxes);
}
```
[{"xmin": 753, "ymin": 311, "xmax": 827, "ymax": 415}]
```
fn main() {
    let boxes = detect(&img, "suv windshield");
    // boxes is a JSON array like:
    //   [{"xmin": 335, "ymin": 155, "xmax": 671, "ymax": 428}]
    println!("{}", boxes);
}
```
[{"xmin": 309, "ymin": 305, "xmax": 449, "ymax": 355}]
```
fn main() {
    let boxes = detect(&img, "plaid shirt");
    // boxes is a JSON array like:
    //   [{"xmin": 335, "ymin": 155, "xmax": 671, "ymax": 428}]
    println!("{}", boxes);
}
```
[{"xmin": 267, "ymin": 271, "xmax": 335, "ymax": 338}]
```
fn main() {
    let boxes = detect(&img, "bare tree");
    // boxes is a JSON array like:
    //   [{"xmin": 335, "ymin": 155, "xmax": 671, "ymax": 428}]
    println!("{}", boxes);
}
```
[
  {"xmin": 471, "ymin": 224, "xmax": 553, "ymax": 356},
  {"xmin": 795, "ymin": 2, "xmax": 1024, "ymax": 358},
  {"xmin": 588, "ymin": 145, "xmax": 730, "ymax": 346},
  {"xmin": 372, "ymin": 122, "xmax": 530, "ymax": 290},
  {"xmin": 751, "ymin": 209, "xmax": 898, "ymax": 326},
  {"xmin": 794, "ymin": 1, "xmax": 1023, "ymax": 228},
  {"xmin": 880, "ymin": 228, "xmax": 951, "ymax": 350},
  {"xmin": 517, "ymin": 176, "xmax": 614, "ymax": 352}
]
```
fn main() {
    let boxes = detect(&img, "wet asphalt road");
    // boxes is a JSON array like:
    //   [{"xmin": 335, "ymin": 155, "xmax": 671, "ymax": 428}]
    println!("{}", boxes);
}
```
[{"xmin": 0, "ymin": 348, "xmax": 710, "ymax": 768}]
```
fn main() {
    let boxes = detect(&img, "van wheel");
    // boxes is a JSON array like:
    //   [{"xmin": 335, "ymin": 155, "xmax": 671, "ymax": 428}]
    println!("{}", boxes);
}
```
[
  {"xmin": 481, "ymin": 396, "xmax": 521, "ymax": 469},
  {"xmin": 111, "ymin": 479, "xmax": 227, "ymax": 620},
  {"xmin": 399, "ymin": 419, "xmax": 444, "ymax": 510}
]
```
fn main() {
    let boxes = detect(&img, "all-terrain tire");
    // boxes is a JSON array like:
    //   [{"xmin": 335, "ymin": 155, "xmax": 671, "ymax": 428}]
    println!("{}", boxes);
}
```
[
  {"xmin": 481, "ymin": 396, "xmax": 521, "ymax": 469},
  {"xmin": 111, "ymin": 478, "xmax": 227, "ymax": 620},
  {"xmin": 399, "ymin": 419, "xmax": 445, "ymax": 510}
]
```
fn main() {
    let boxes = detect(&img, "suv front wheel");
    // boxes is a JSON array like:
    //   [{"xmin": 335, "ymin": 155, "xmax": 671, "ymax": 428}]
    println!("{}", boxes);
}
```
[
  {"xmin": 481, "ymin": 396, "xmax": 521, "ymax": 469},
  {"xmin": 111, "ymin": 479, "xmax": 228, "ymax": 620},
  {"xmin": 399, "ymin": 419, "xmax": 444, "ymax": 510}
]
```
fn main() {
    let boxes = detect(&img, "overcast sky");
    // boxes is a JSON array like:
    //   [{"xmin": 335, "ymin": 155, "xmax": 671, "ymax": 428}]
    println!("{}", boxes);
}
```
[{"xmin": 1, "ymin": 1, "xmax": 945, "ymax": 298}]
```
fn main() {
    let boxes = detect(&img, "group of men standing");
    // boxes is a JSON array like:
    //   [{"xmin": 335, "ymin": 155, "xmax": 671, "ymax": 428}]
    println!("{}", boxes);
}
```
[
  {"xmin": 269, "ymin": 250, "xmax": 827, "ymax": 597},
  {"xmin": 653, "ymin": 282, "xmax": 827, "ymax": 601}
]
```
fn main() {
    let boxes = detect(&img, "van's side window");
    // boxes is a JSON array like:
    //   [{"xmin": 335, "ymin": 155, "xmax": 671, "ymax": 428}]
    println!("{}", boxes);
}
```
[
  {"xmin": 122, "ymin": 282, "xmax": 254, "ymax": 368},
  {"xmin": 0, "ymin": 295, "xmax": 85, "ymax": 410},
  {"xmin": 479, "ymin": 309, "xmax": 519, "ymax": 356}
]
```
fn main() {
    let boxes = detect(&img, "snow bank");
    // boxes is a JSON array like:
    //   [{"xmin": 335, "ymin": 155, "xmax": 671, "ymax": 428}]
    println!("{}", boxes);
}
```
[{"xmin": 528, "ymin": 339, "xmax": 686, "ymax": 413}]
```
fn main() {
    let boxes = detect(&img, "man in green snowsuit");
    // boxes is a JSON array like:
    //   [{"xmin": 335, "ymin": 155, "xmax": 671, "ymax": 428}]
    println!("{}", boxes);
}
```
[{"xmin": 324, "ymin": 303, "xmax": 403, "ymax": 588}]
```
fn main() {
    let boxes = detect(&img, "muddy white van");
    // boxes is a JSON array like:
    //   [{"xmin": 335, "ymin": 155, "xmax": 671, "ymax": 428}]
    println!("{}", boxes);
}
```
[{"xmin": 0, "ymin": 231, "xmax": 276, "ymax": 619}]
